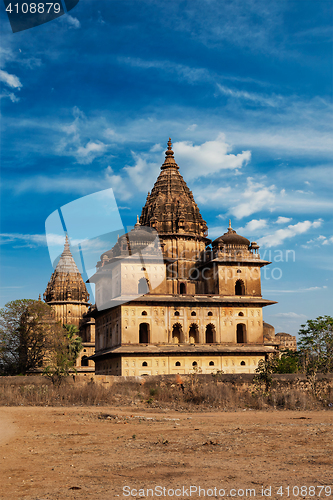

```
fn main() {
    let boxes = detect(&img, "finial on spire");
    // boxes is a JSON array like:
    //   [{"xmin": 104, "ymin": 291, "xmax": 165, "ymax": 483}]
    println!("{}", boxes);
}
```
[
  {"xmin": 227, "ymin": 219, "xmax": 233, "ymax": 233},
  {"xmin": 135, "ymin": 215, "xmax": 141, "ymax": 227},
  {"xmin": 229, "ymin": 219, "xmax": 232, "ymax": 229},
  {"xmin": 38, "ymin": 293, "xmax": 41, "ymax": 301},
  {"xmin": 63, "ymin": 233, "xmax": 71, "ymax": 254},
  {"xmin": 161, "ymin": 137, "xmax": 179, "ymax": 170}
]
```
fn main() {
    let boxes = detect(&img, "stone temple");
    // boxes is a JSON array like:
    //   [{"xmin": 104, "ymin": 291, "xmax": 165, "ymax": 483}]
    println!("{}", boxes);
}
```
[
  {"xmin": 44, "ymin": 235, "xmax": 95, "ymax": 372},
  {"xmin": 87, "ymin": 139, "xmax": 278, "ymax": 375}
]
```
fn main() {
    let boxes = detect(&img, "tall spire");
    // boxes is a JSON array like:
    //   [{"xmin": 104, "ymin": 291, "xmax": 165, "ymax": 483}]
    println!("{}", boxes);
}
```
[
  {"xmin": 135, "ymin": 215, "xmax": 140, "ymax": 227},
  {"xmin": 54, "ymin": 235, "xmax": 80, "ymax": 274},
  {"xmin": 139, "ymin": 137, "xmax": 208, "ymax": 237},
  {"xmin": 44, "ymin": 233, "xmax": 90, "ymax": 305},
  {"xmin": 63, "ymin": 233, "xmax": 71, "ymax": 255},
  {"xmin": 161, "ymin": 137, "xmax": 179, "ymax": 170}
]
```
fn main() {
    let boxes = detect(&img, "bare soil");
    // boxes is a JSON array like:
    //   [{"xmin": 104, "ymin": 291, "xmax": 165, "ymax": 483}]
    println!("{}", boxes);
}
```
[{"xmin": 0, "ymin": 407, "xmax": 332, "ymax": 500}]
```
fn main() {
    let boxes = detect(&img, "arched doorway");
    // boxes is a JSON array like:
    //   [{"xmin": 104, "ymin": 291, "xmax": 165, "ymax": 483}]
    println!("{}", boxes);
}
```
[
  {"xmin": 172, "ymin": 323, "xmax": 183, "ymax": 344},
  {"xmin": 237, "ymin": 323, "xmax": 246, "ymax": 343},
  {"xmin": 139, "ymin": 323, "xmax": 150, "ymax": 343},
  {"xmin": 138, "ymin": 278, "xmax": 149, "ymax": 295},
  {"xmin": 81, "ymin": 356, "xmax": 88, "ymax": 367},
  {"xmin": 235, "ymin": 279, "xmax": 245, "ymax": 295},
  {"xmin": 179, "ymin": 282, "xmax": 186, "ymax": 294},
  {"xmin": 205, "ymin": 324, "xmax": 215, "ymax": 343},
  {"xmin": 189, "ymin": 323, "xmax": 199, "ymax": 343}
]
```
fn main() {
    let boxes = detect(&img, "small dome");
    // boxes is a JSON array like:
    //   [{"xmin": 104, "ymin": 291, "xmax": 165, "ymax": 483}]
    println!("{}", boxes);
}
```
[
  {"xmin": 250, "ymin": 241, "xmax": 259, "ymax": 249},
  {"xmin": 126, "ymin": 224, "xmax": 157, "ymax": 243},
  {"xmin": 263, "ymin": 322, "xmax": 275, "ymax": 342},
  {"xmin": 212, "ymin": 220, "xmax": 250, "ymax": 247}
]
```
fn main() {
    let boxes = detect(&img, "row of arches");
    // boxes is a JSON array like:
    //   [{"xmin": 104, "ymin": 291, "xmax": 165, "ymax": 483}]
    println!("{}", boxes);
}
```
[
  {"xmin": 179, "ymin": 280, "xmax": 246, "ymax": 296},
  {"xmin": 139, "ymin": 322, "xmax": 247, "ymax": 344},
  {"xmin": 172, "ymin": 323, "xmax": 215, "ymax": 344},
  {"xmin": 138, "ymin": 279, "xmax": 247, "ymax": 297},
  {"xmin": 140, "ymin": 360, "xmax": 247, "ymax": 367}
]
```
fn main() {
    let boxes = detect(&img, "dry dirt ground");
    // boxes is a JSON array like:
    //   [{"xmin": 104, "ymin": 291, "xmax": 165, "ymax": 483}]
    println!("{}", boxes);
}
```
[{"xmin": 0, "ymin": 407, "xmax": 332, "ymax": 500}]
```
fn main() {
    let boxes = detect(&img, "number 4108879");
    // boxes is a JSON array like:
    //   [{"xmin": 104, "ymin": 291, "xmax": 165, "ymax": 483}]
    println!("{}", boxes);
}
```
[
  {"xmin": 277, "ymin": 486, "xmax": 332, "ymax": 497},
  {"xmin": 6, "ymin": 3, "xmax": 61, "ymax": 14}
]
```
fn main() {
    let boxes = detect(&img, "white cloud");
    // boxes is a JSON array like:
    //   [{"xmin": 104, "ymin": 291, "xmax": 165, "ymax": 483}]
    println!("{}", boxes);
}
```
[
  {"xmin": 265, "ymin": 286, "xmax": 328, "ymax": 294},
  {"xmin": 258, "ymin": 219, "xmax": 323, "ymax": 247},
  {"xmin": 0, "ymin": 91, "xmax": 20, "ymax": 102},
  {"xmin": 273, "ymin": 312, "xmax": 307, "ymax": 319},
  {"xmin": 0, "ymin": 232, "xmax": 66, "ymax": 248},
  {"xmin": 304, "ymin": 235, "xmax": 333, "ymax": 248},
  {"xmin": 63, "ymin": 15, "xmax": 81, "ymax": 28},
  {"xmin": 173, "ymin": 134, "xmax": 251, "ymax": 180},
  {"xmin": 57, "ymin": 108, "xmax": 109, "ymax": 164},
  {"xmin": 275, "ymin": 216, "xmax": 292, "ymax": 224},
  {"xmin": 231, "ymin": 178, "xmax": 276, "ymax": 219},
  {"xmin": 236, "ymin": 219, "xmax": 268, "ymax": 235},
  {"xmin": 150, "ymin": 143, "xmax": 163, "ymax": 153},
  {"xmin": 195, "ymin": 186, "xmax": 232, "ymax": 207},
  {"xmin": 124, "ymin": 155, "xmax": 160, "ymax": 194},
  {"xmin": 75, "ymin": 141, "xmax": 107, "ymax": 164},
  {"xmin": 0, "ymin": 69, "xmax": 22, "ymax": 89},
  {"xmin": 217, "ymin": 84, "xmax": 282, "ymax": 108},
  {"xmin": 186, "ymin": 124, "xmax": 198, "ymax": 131}
]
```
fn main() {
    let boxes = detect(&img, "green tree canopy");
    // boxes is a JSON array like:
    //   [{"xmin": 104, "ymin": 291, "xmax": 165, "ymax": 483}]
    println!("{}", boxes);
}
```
[
  {"xmin": 43, "ymin": 323, "xmax": 83, "ymax": 385},
  {"xmin": 297, "ymin": 315, "xmax": 333, "ymax": 373},
  {"xmin": 0, "ymin": 299, "xmax": 61, "ymax": 375}
]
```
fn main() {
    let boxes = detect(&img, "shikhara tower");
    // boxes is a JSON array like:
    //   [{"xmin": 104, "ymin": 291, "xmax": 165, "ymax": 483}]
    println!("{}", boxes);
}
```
[
  {"xmin": 44, "ymin": 235, "xmax": 95, "ymax": 371},
  {"xmin": 89, "ymin": 139, "xmax": 277, "ymax": 376}
]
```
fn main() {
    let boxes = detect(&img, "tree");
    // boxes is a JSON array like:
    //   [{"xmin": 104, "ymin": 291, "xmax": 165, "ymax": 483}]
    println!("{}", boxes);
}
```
[
  {"xmin": 297, "ymin": 316, "xmax": 333, "ymax": 373},
  {"xmin": 43, "ymin": 323, "xmax": 83, "ymax": 385},
  {"xmin": 64, "ymin": 324, "xmax": 82, "ymax": 361},
  {"xmin": 0, "ymin": 299, "xmax": 60, "ymax": 375},
  {"xmin": 253, "ymin": 357, "xmax": 277, "ymax": 393},
  {"xmin": 274, "ymin": 349, "xmax": 300, "ymax": 374}
]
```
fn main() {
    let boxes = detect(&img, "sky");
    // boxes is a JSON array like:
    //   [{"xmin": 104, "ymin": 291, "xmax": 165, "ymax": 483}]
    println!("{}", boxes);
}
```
[{"xmin": 0, "ymin": 0, "xmax": 332, "ymax": 336}]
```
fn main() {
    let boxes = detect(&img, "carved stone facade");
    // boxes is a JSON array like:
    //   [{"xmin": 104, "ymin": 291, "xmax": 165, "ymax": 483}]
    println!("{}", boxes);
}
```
[
  {"xmin": 275, "ymin": 332, "xmax": 297, "ymax": 351},
  {"xmin": 90, "ymin": 139, "xmax": 278, "ymax": 375},
  {"xmin": 44, "ymin": 235, "xmax": 95, "ymax": 372}
]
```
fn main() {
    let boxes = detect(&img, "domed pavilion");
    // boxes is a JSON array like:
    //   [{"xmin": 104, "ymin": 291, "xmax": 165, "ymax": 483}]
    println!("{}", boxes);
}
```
[{"xmin": 89, "ymin": 139, "xmax": 278, "ymax": 376}]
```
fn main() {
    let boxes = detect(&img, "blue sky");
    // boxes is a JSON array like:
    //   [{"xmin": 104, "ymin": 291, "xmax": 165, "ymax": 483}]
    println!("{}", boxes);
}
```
[{"xmin": 1, "ymin": 0, "xmax": 332, "ymax": 336}]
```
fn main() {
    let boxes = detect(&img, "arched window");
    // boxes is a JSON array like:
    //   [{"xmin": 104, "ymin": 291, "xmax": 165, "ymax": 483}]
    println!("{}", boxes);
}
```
[
  {"xmin": 191, "ymin": 311, "xmax": 196, "ymax": 317},
  {"xmin": 235, "ymin": 279, "xmax": 245, "ymax": 295},
  {"xmin": 175, "ymin": 361, "xmax": 181, "ymax": 366},
  {"xmin": 209, "ymin": 361, "xmax": 215, "ymax": 366},
  {"xmin": 205, "ymin": 324, "xmax": 215, "ymax": 343},
  {"xmin": 240, "ymin": 361, "xmax": 246, "ymax": 366},
  {"xmin": 237, "ymin": 323, "xmax": 246, "ymax": 343},
  {"xmin": 142, "ymin": 361, "xmax": 148, "ymax": 366},
  {"xmin": 172, "ymin": 323, "xmax": 182, "ymax": 344},
  {"xmin": 238, "ymin": 312, "xmax": 244, "ymax": 316},
  {"xmin": 141, "ymin": 311, "xmax": 147, "ymax": 316},
  {"xmin": 192, "ymin": 361, "xmax": 197, "ymax": 367},
  {"xmin": 138, "ymin": 278, "xmax": 149, "ymax": 295},
  {"xmin": 189, "ymin": 324, "xmax": 199, "ymax": 343},
  {"xmin": 81, "ymin": 356, "xmax": 88, "ymax": 367},
  {"xmin": 139, "ymin": 323, "xmax": 150, "ymax": 343},
  {"xmin": 174, "ymin": 311, "xmax": 180, "ymax": 316},
  {"xmin": 180, "ymin": 283, "xmax": 186, "ymax": 294},
  {"xmin": 208, "ymin": 311, "xmax": 213, "ymax": 317}
]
